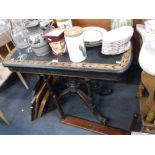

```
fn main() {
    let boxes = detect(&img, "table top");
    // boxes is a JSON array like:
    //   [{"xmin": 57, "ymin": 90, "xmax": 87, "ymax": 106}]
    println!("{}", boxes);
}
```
[
  {"xmin": 3, "ymin": 45, "xmax": 132, "ymax": 79},
  {"xmin": 136, "ymin": 24, "xmax": 155, "ymax": 76}
]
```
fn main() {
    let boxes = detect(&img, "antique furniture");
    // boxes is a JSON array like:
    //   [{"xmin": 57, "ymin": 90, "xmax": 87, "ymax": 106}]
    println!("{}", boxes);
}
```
[
  {"xmin": 2, "ymin": 41, "xmax": 136, "ymax": 134},
  {"xmin": 136, "ymin": 24, "xmax": 155, "ymax": 133},
  {"xmin": 0, "ymin": 30, "xmax": 29, "ymax": 89}
]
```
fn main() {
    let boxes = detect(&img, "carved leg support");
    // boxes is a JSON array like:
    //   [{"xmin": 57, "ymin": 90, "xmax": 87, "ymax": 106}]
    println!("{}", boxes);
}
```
[
  {"xmin": 58, "ymin": 79, "xmax": 108, "ymax": 125},
  {"xmin": 58, "ymin": 88, "xmax": 71, "ymax": 101},
  {"xmin": 77, "ymin": 90, "xmax": 108, "ymax": 124}
]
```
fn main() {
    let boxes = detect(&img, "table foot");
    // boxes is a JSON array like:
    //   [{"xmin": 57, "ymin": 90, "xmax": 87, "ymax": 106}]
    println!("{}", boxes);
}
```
[{"xmin": 61, "ymin": 115, "xmax": 130, "ymax": 135}]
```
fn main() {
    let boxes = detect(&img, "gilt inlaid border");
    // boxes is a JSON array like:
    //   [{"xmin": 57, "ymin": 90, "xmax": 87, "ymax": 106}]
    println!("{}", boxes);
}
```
[{"xmin": 4, "ymin": 48, "xmax": 132, "ymax": 73}]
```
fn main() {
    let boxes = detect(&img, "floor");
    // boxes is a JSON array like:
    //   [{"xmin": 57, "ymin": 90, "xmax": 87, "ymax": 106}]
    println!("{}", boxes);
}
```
[{"xmin": 0, "ymin": 64, "xmax": 142, "ymax": 135}]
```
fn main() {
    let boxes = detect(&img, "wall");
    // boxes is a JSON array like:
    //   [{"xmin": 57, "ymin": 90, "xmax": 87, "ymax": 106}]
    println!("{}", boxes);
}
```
[{"xmin": 72, "ymin": 19, "xmax": 111, "ymax": 30}]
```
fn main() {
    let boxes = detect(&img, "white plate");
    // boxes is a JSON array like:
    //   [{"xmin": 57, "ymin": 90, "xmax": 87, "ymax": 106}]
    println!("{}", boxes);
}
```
[
  {"xmin": 83, "ymin": 27, "xmax": 107, "ymax": 44},
  {"xmin": 85, "ymin": 42, "xmax": 102, "ymax": 47},
  {"xmin": 102, "ymin": 42, "xmax": 131, "ymax": 55}
]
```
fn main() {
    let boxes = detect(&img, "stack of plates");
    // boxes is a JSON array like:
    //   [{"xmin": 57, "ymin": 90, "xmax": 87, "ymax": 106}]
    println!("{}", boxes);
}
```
[
  {"xmin": 83, "ymin": 27, "xmax": 107, "ymax": 47},
  {"xmin": 102, "ymin": 26, "xmax": 134, "ymax": 55}
]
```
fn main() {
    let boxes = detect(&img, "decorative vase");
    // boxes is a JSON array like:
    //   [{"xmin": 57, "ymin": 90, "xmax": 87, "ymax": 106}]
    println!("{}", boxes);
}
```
[
  {"xmin": 10, "ymin": 19, "xmax": 29, "ymax": 49},
  {"xmin": 9, "ymin": 19, "xmax": 29, "ymax": 60}
]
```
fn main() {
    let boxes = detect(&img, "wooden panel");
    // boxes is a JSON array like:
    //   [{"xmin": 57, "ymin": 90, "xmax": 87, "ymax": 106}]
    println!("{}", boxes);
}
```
[
  {"xmin": 72, "ymin": 19, "xmax": 111, "ymax": 30},
  {"xmin": 133, "ymin": 19, "xmax": 143, "ymax": 26},
  {"xmin": 0, "ymin": 46, "xmax": 9, "ymax": 59},
  {"xmin": 4, "ymin": 48, "xmax": 132, "ymax": 74},
  {"xmin": 61, "ymin": 115, "xmax": 130, "ymax": 135},
  {"xmin": 72, "ymin": 19, "xmax": 143, "ymax": 30},
  {"xmin": 0, "ymin": 42, "xmax": 14, "ymax": 59}
]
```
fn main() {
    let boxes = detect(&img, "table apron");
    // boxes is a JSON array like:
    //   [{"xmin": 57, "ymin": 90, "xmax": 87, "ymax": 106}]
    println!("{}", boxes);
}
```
[{"xmin": 8, "ymin": 67, "xmax": 123, "ymax": 81}]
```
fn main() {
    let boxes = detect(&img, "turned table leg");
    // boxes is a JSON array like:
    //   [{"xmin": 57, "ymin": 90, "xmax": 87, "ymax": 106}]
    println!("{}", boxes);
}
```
[
  {"xmin": 58, "ymin": 79, "xmax": 108, "ymax": 124},
  {"xmin": 140, "ymin": 71, "xmax": 155, "ymax": 123}
]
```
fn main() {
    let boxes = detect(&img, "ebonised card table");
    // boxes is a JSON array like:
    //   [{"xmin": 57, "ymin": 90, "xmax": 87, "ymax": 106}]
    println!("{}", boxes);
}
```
[{"xmin": 3, "ymin": 46, "xmax": 135, "ymax": 134}]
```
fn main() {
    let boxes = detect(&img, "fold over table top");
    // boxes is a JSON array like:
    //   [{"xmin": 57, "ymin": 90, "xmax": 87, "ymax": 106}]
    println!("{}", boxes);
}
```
[{"xmin": 3, "ymin": 46, "xmax": 132, "ymax": 80}]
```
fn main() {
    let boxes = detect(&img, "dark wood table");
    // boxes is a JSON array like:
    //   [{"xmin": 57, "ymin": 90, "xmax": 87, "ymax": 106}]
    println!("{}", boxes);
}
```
[{"xmin": 3, "ymin": 46, "xmax": 135, "ymax": 135}]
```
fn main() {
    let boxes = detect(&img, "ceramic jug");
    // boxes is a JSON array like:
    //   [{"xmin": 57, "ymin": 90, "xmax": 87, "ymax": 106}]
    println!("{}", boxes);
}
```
[
  {"xmin": 64, "ymin": 26, "xmax": 87, "ymax": 62},
  {"xmin": 44, "ymin": 28, "xmax": 67, "ymax": 56},
  {"xmin": 26, "ymin": 20, "xmax": 50, "ymax": 56}
]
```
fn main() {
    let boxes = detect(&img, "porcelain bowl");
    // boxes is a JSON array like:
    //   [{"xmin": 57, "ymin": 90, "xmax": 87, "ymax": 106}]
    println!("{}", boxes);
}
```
[{"xmin": 102, "ymin": 26, "xmax": 133, "ymax": 55}]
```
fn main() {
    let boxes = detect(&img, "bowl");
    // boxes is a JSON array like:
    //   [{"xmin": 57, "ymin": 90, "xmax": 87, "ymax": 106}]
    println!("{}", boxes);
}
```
[{"xmin": 102, "ymin": 26, "xmax": 133, "ymax": 55}]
